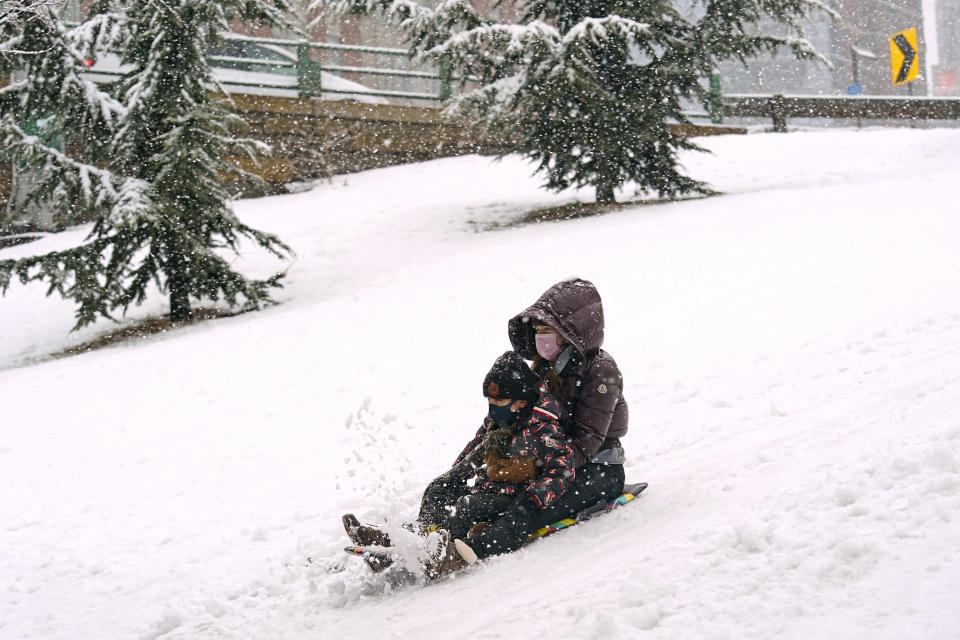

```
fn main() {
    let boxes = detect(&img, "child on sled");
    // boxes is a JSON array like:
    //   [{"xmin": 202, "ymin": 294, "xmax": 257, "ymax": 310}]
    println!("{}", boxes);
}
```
[{"xmin": 343, "ymin": 350, "xmax": 575, "ymax": 578}]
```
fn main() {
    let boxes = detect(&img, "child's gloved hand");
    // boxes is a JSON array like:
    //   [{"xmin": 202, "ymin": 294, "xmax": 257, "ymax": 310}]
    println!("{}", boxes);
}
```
[
  {"xmin": 483, "ymin": 427, "xmax": 513, "ymax": 456},
  {"xmin": 484, "ymin": 454, "xmax": 537, "ymax": 482}
]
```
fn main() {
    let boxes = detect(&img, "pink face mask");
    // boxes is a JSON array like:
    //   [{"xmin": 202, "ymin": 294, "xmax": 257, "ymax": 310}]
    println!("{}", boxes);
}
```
[{"xmin": 535, "ymin": 333, "xmax": 562, "ymax": 361}]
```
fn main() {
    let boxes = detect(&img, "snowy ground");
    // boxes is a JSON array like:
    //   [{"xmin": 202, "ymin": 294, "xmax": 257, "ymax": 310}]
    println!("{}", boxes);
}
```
[{"xmin": 1, "ymin": 128, "xmax": 959, "ymax": 640}]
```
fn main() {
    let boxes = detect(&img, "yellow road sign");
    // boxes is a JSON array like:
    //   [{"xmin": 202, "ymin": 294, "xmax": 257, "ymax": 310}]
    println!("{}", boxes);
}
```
[{"xmin": 890, "ymin": 28, "xmax": 919, "ymax": 85}]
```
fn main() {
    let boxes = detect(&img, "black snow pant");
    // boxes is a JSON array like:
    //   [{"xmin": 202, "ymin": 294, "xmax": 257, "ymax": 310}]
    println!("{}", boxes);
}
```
[
  {"xmin": 467, "ymin": 463, "xmax": 625, "ymax": 560},
  {"xmin": 418, "ymin": 476, "xmax": 516, "ymax": 541}
]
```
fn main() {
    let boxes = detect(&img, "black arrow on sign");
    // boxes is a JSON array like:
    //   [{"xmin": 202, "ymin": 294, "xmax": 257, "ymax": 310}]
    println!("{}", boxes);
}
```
[{"xmin": 893, "ymin": 34, "xmax": 916, "ymax": 84}]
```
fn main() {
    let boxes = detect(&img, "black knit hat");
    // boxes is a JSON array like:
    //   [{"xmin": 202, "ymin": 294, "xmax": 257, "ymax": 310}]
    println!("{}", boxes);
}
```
[{"xmin": 483, "ymin": 351, "xmax": 539, "ymax": 402}]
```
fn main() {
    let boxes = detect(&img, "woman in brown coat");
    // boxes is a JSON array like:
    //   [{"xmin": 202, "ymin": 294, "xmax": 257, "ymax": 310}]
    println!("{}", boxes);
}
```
[
  {"xmin": 457, "ymin": 278, "xmax": 629, "ymax": 563},
  {"xmin": 508, "ymin": 278, "xmax": 628, "ymax": 471}
]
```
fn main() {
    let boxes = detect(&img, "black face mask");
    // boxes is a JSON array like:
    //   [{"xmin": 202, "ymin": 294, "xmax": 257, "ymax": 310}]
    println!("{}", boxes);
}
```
[{"xmin": 488, "ymin": 403, "xmax": 520, "ymax": 429}]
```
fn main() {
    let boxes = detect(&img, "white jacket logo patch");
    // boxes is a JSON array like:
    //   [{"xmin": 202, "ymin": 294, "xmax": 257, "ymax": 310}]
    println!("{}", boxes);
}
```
[
  {"xmin": 543, "ymin": 436, "xmax": 564, "ymax": 449},
  {"xmin": 598, "ymin": 384, "xmax": 608, "ymax": 394}
]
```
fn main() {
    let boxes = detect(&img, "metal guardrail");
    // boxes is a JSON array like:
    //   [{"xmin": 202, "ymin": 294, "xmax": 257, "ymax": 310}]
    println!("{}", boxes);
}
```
[
  {"xmin": 282, "ymin": 34, "xmax": 451, "ymax": 102},
  {"xmin": 722, "ymin": 94, "xmax": 960, "ymax": 131},
  {"xmin": 80, "ymin": 29, "xmax": 960, "ymax": 125},
  {"xmin": 80, "ymin": 31, "xmax": 453, "ymax": 104}
]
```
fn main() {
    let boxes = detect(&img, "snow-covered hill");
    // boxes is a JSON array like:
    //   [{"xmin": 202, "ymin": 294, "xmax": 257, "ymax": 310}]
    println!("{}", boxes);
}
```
[{"xmin": 1, "ymin": 128, "xmax": 959, "ymax": 640}]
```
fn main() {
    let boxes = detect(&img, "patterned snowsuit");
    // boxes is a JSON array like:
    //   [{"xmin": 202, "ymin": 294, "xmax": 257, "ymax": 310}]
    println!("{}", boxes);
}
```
[{"xmin": 418, "ymin": 382, "xmax": 574, "ymax": 540}]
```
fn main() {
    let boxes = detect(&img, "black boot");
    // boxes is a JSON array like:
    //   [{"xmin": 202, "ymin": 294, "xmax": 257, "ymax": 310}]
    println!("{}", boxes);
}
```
[
  {"xmin": 425, "ymin": 530, "xmax": 476, "ymax": 580},
  {"xmin": 342, "ymin": 513, "xmax": 392, "ymax": 547}
]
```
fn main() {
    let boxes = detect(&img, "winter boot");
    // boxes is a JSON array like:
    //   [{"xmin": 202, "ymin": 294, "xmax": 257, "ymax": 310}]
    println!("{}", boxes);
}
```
[
  {"xmin": 342, "ymin": 513, "xmax": 392, "ymax": 547},
  {"xmin": 466, "ymin": 521, "xmax": 491, "ymax": 540},
  {"xmin": 425, "ymin": 530, "xmax": 472, "ymax": 580}
]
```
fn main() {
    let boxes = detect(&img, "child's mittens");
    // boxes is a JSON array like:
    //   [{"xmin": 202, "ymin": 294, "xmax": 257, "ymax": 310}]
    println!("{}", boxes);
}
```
[
  {"xmin": 484, "ymin": 455, "xmax": 537, "ymax": 482},
  {"xmin": 483, "ymin": 427, "xmax": 513, "ymax": 456}
]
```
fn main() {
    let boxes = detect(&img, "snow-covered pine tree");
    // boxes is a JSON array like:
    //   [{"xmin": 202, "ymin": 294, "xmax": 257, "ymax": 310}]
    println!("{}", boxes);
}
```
[
  {"xmin": 321, "ymin": 0, "xmax": 830, "ymax": 202},
  {"xmin": 105, "ymin": 0, "xmax": 295, "ymax": 322},
  {"xmin": 0, "ymin": 1, "xmax": 56, "ymax": 44},
  {"xmin": 0, "ymin": 4, "xmax": 155, "ymax": 326},
  {"xmin": 1, "ymin": 0, "xmax": 295, "ymax": 328},
  {"xmin": 1, "ymin": 2, "xmax": 130, "ymax": 229}
]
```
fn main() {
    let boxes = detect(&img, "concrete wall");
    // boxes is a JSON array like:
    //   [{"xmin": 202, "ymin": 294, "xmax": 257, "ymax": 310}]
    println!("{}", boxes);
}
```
[
  {"xmin": 229, "ymin": 95, "xmax": 744, "ymax": 193},
  {"xmin": 229, "ymin": 95, "xmax": 511, "ymax": 190},
  {"xmin": 2, "ymin": 97, "xmax": 744, "ymax": 226}
]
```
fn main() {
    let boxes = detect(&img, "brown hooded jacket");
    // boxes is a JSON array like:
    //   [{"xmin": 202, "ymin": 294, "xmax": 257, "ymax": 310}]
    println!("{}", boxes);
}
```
[{"xmin": 508, "ymin": 279, "xmax": 628, "ymax": 467}]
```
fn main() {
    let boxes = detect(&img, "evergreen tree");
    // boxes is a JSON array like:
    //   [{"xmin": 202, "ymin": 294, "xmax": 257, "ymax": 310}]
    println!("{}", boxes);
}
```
[
  {"xmin": 323, "ymin": 0, "xmax": 831, "ymax": 202},
  {"xmin": 1, "ymin": 0, "xmax": 295, "ymax": 328},
  {"xmin": 0, "ymin": 1, "xmax": 55, "ymax": 44},
  {"xmin": 0, "ymin": 4, "xmax": 150, "ymax": 326},
  {"xmin": 1, "ymin": 3, "xmax": 127, "ymax": 230},
  {"xmin": 106, "ymin": 0, "xmax": 294, "ymax": 322}
]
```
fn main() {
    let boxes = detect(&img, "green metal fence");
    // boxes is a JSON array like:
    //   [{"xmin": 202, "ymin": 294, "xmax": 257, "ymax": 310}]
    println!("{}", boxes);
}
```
[
  {"xmin": 81, "ymin": 31, "xmax": 730, "ymax": 114},
  {"xmin": 218, "ymin": 33, "xmax": 451, "ymax": 102},
  {"xmin": 83, "ymin": 31, "xmax": 453, "ymax": 105}
]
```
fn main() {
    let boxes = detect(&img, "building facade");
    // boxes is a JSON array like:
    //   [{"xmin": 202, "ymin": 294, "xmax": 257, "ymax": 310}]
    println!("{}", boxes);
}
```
[
  {"xmin": 933, "ymin": 0, "xmax": 960, "ymax": 94},
  {"xmin": 719, "ymin": 0, "xmax": 932, "ymax": 96}
]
